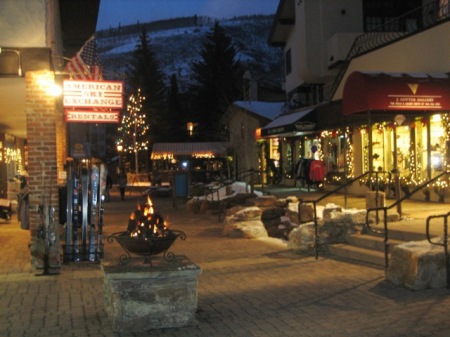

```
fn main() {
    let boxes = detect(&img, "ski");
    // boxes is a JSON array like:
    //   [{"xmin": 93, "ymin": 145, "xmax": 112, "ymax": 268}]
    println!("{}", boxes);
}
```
[
  {"xmin": 72, "ymin": 170, "xmax": 80, "ymax": 262},
  {"xmin": 89, "ymin": 165, "xmax": 100, "ymax": 261},
  {"xmin": 97, "ymin": 163, "xmax": 107, "ymax": 259},
  {"xmin": 81, "ymin": 168, "xmax": 89, "ymax": 260},
  {"xmin": 65, "ymin": 161, "xmax": 74, "ymax": 261}
]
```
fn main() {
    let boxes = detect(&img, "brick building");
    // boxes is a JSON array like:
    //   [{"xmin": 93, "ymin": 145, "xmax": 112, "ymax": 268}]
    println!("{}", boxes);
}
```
[{"xmin": 0, "ymin": 0, "xmax": 100, "ymax": 267}]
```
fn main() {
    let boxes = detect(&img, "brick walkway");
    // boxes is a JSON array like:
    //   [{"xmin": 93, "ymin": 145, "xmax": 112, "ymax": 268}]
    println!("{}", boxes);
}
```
[{"xmin": 1, "ymin": 189, "xmax": 450, "ymax": 337}]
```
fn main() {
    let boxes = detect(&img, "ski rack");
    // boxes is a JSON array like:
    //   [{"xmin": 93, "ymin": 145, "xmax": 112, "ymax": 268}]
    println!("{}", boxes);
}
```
[{"xmin": 63, "ymin": 160, "xmax": 106, "ymax": 263}]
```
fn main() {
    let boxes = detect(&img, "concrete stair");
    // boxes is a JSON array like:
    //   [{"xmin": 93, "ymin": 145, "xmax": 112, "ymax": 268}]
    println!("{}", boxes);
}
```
[{"xmin": 328, "ymin": 219, "xmax": 442, "ymax": 267}]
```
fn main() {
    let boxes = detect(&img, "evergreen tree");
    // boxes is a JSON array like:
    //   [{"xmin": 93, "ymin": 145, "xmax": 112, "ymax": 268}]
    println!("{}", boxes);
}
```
[
  {"xmin": 163, "ymin": 74, "xmax": 188, "ymax": 141},
  {"xmin": 188, "ymin": 22, "xmax": 244, "ymax": 141},
  {"xmin": 125, "ymin": 26, "xmax": 167, "ymax": 169}
]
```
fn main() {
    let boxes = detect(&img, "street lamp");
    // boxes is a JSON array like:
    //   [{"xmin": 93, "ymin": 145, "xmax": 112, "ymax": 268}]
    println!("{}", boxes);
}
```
[{"xmin": 117, "ymin": 144, "xmax": 123, "ymax": 171}]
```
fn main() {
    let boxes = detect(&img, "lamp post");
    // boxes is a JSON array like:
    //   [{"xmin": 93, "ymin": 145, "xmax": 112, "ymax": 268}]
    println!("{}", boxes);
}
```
[{"xmin": 117, "ymin": 144, "xmax": 123, "ymax": 172}]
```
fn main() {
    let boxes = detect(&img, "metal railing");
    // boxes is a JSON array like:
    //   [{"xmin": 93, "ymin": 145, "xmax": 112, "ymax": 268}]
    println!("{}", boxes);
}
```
[
  {"xmin": 298, "ymin": 170, "xmax": 388, "ymax": 259},
  {"xmin": 366, "ymin": 171, "xmax": 450, "ymax": 269},
  {"xmin": 426, "ymin": 212, "xmax": 450, "ymax": 289},
  {"xmin": 325, "ymin": 1, "xmax": 450, "ymax": 101},
  {"xmin": 299, "ymin": 170, "xmax": 450, "ymax": 263}
]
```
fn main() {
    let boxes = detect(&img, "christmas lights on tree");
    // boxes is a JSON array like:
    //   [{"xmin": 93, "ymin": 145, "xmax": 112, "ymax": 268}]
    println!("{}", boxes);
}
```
[{"xmin": 116, "ymin": 89, "xmax": 149, "ymax": 174}]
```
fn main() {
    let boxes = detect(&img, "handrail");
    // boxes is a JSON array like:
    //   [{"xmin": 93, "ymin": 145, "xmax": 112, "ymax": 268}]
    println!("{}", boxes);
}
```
[
  {"xmin": 298, "ymin": 170, "xmax": 388, "ymax": 258},
  {"xmin": 426, "ymin": 212, "xmax": 450, "ymax": 289},
  {"xmin": 365, "ymin": 171, "xmax": 450, "ymax": 269},
  {"xmin": 325, "ymin": 1, "xmax": 450, "ymax": 101}
]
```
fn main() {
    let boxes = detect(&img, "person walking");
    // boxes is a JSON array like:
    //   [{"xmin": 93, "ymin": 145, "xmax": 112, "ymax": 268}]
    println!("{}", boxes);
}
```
[
  {"xmin": 118, "ymin": 169, "xmax": 127, "ymax": 201},
  {"xmin": 105, "ymin": 174, "xmax": 113, "ymax": 202},
  {"xmin": 17, "ymin": 176, "xmax": 29, "ymax": 229}
]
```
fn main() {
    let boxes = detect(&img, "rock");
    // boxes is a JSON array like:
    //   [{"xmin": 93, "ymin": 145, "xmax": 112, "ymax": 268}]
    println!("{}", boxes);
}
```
[
  {"xmin": 223, "ymin": 219, "xmax": 268, "ymax": 238},
  {"xmin": 254, "ymin": 195, "xmax": 277, "ymax": 207},
  {"xmin": 349, "ymin": 210, "xmax": 367, "ymax": 225},
  {"xmin": 261, "ymin": 207, "xmax": 285, "ymax": 220},
  {"xmin": 225, "ymin": 205, "xmax": 246, "ymax": 216},
  {"xmin": 297, "ymin": 203, "xmax": 314, "ymax": 223},
  {"xmin": 233, "ymin": 206, "xmax": 262, "ymax": 220},
  {"xmin": 386, "ymin": 239, "xmax": 446, "ymax": 290},
  {"xmin": 322, "ymin": 205, "xmax": 342, "ymax": 221},
  {"xmin": 287, "ymin": 223, "xmax": 315, "ymax": 252}
]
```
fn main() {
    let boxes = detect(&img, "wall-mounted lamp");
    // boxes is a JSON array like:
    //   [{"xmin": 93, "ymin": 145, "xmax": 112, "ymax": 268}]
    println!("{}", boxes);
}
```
[{"xmin": 0, "ymin": 47, "xmax": 23, "ymax": 76}]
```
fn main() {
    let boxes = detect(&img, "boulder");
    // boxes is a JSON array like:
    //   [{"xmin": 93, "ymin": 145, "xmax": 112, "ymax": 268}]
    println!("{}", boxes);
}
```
[
  {"xmin": 233, "ymin": 206, "xmax": 262, "ymax": 220},
  {"xmin": 287, "ymin": 223, "xmax": 316, "ymax": 252},
  {"xmin": 261, "ymin": 207, "xmax": 285, "ymax": 220},
  {"xmin": 297, "ymin": 203, "xmax": 314, "ymax": 223},
  {"xmin": 322, "ymin": 204, "xmax": 342, "ymax": 221},
  {"xmin": 386, "ymin": 239, "xmax": 447, "ymax": 290},
  {"xmin": 253, "ymin": 195, "xmax": 277, "ymax": 207},
  {"xmin": 223, "ymin": 219, "xmax": 268, "ymax": 238}
]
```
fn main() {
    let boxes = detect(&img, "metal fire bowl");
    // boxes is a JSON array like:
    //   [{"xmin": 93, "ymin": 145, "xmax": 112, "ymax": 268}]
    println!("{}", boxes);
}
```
[{"xmin": 108, "ymin": 230, "xmax": 186, "ymax": 265}]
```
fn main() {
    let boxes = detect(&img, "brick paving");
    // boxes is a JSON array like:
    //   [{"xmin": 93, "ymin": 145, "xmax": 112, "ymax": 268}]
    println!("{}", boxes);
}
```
[{"xmin": 1, "ymin": 189, "xmax": 450, "ymax": 337}]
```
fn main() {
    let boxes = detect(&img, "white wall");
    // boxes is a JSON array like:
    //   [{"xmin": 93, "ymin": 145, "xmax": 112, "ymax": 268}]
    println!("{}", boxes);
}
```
[
  {"xmin": 334, "ymin": 20, "xmax": 450, "ymax": 100},
  {"xmin": 0, "ymin": 0, "xmax": 47, "ymax": 47},
  {"xmin": 285, "ymin": 0, "xmax": 363, "ymax": 92}
]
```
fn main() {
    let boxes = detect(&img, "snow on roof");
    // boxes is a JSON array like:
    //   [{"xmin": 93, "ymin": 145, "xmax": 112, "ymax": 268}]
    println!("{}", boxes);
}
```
[
  {"xmin": 233, "ymin": 101, "xmax": 285, "ymax": 120},
  {"xmin": 262, "ymin": 107, "xmax": 315, "ymax": 129}
]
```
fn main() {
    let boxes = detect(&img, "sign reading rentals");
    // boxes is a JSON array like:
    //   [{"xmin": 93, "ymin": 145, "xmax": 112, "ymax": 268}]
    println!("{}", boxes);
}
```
[
  {"xmin": 63, "ymin": 80, "xmax": 124, "ymax": 123},
  {"xmin": 65, "ymin": 110, "xmax": 120, "ymax": 123}
]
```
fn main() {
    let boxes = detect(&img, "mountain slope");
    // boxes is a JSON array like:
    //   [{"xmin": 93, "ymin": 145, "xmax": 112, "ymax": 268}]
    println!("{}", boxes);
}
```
[{"xmin": 96, "ymin": 15, "xmax": 284, "ymax": 92}]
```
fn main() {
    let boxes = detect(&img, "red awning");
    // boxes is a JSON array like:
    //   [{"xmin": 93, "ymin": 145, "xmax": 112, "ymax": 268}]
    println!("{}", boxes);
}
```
[{"xmin": 342, "ymin": 72, "xmax": 450, "ymax": 115}]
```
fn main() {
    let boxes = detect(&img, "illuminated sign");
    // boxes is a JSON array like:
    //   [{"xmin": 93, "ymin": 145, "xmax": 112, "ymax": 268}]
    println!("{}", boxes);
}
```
[
  {"xmin": 65, "ymin": 110, "xmax": 120, "ymax": 123},
  {"xmin": 63, "ymin": 80, "xmax": 124, "ymax": 109},
  {"xmin": 295, "ymin": 121, "xmax": 316, "ymax": 131}
]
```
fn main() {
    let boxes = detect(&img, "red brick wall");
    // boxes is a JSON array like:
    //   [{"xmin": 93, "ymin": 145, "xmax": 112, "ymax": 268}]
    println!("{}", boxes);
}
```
[{"xmin": 25, "ymin": 70, "xmax": 62, "ymax": 268}]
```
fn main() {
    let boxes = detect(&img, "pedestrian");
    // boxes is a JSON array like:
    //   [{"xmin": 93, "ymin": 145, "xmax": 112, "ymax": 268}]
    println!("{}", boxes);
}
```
[
  {"xmin": 105, "ymin": 174, "xmax": 113, "ymax": 202},
  {"xmin": 17, "ymin": 176, "xmax": 29, "ymax": 229},
  {"xmin": 118, "ymin": 169, "xmax": 127, "ymax": 201}
]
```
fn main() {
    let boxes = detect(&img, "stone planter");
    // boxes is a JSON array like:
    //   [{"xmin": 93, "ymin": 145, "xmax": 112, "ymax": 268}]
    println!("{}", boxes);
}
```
[{"xmin": 102, "ymin": 256, "xmax": 201, "ymax": 332}]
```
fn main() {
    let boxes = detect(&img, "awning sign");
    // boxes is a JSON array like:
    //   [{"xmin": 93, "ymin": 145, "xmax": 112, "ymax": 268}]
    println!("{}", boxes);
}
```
[
  {"xmin": 63, "ymin": 80, "xmax": 124, "ymax": 109},
  {"xmin": 343, "ymin": 72, "xmax": 450, "ymax": 115},
  {"xmin": 387, "ymin": 94, "xmax": 442, "ymax": 109},
  {"xmin": 65, "ymin": 110, "xmax": 120, "ymax": 123}
]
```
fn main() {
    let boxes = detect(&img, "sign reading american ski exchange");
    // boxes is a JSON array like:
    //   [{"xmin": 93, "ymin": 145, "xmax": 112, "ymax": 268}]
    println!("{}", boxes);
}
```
[
  {"xmin": 63, "ymin": 80, "xmax": 124, "ymax": 109},
  {"xmin": 65, "ymin": 110, "xmax": 120, "ymax": 123}
]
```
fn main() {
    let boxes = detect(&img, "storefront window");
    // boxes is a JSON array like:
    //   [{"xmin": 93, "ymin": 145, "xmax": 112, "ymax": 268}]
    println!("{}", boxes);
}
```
[
  {"xmin": 323, "ymin": 132, "xmax": 345, "ymax": 173},
  {"xmin": 413, "ymin": 116, "xmax": 427, "ymax": 182},
  {"xmin": 395, "ymin": 125, "xmax": 410, "ymax": 176},
  {"xmin": 285, "ymin": 141, "xmax": 294, "ymax": 179},
  {"xmin": 429, "ymin": 114, "xmax": 446, "ymax": 176},
  {"xmin": 304, "ymin": 137, "xmax": 321, "ymax": 160}
]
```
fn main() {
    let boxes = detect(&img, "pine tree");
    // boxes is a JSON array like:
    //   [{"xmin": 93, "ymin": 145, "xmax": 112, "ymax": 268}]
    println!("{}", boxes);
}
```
[
  {"xmin": 125, "ymin": 26, "xmax": 167, "ymax": 170},
  {"xmin": 188, "ymin": 22, "xmax": 244, "ymax": 141},
  {"xmin": 126, "ymin": 29, "xmax": 166, "ymax": 133},
  {"xmin": 163, "ymin": 74, "xmax": 188, "ymax": 141}
]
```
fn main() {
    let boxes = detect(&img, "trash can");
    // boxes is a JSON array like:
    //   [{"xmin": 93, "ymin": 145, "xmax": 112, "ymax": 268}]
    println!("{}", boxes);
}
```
[{"xmin": 174, "ymin": 172, "xmax": 188, "ymax": 197}]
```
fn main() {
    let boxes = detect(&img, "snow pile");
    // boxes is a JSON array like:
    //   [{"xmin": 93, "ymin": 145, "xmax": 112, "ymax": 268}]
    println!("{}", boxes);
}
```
[{"xmin": 196, "ymin": 181, "xmax": 263, "ymax": 201}]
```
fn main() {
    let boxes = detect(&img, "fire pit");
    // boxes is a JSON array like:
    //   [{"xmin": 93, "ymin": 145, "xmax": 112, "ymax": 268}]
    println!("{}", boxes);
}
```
[{"xmin": 108, "ymin": 196, "xmax": 185, "ymax": 265}]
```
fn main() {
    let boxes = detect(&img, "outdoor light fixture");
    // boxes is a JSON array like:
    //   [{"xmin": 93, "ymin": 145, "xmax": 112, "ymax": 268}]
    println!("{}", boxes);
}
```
[{"xmin": 0, "ymin": 47, "xmax": 23, "ymax": 76}]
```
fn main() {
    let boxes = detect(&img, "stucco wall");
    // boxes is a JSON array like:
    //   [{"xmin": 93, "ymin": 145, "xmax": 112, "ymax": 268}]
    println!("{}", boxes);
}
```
[
  {"xmin": 334, "ymin": 20, "xmax": 450, "ymax": 99},
  {"xmin": 0, "ymin": 0, "xmax": 47, "ymax": 47}
]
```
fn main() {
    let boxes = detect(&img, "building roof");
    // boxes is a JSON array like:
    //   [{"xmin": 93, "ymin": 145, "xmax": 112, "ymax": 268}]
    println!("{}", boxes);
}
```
[
  {"xmin": 233, "ymin": 101, "xmax": 285, "ymax": 120},
  {"xmin": 261, "ymin": 107, "xmax": 317, "ymax": 137}
]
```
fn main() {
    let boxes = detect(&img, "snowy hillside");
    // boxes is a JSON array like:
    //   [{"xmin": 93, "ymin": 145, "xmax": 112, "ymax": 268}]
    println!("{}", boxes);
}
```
[{"xmin": 96, "ymin": 15, "xmax": 283, "ymax": 92}]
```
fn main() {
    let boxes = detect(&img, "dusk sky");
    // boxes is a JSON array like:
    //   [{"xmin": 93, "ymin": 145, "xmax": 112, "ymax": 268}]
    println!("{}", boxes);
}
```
[{"xmin": 97, "ymin": 0, "xmax": 280, "ymax": 30}]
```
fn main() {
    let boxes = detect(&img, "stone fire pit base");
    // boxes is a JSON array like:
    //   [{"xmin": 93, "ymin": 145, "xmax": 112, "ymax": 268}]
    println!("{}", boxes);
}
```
[{"xmin": 101, "ymin": 255, "xmax": 201, "ymax": 332}]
